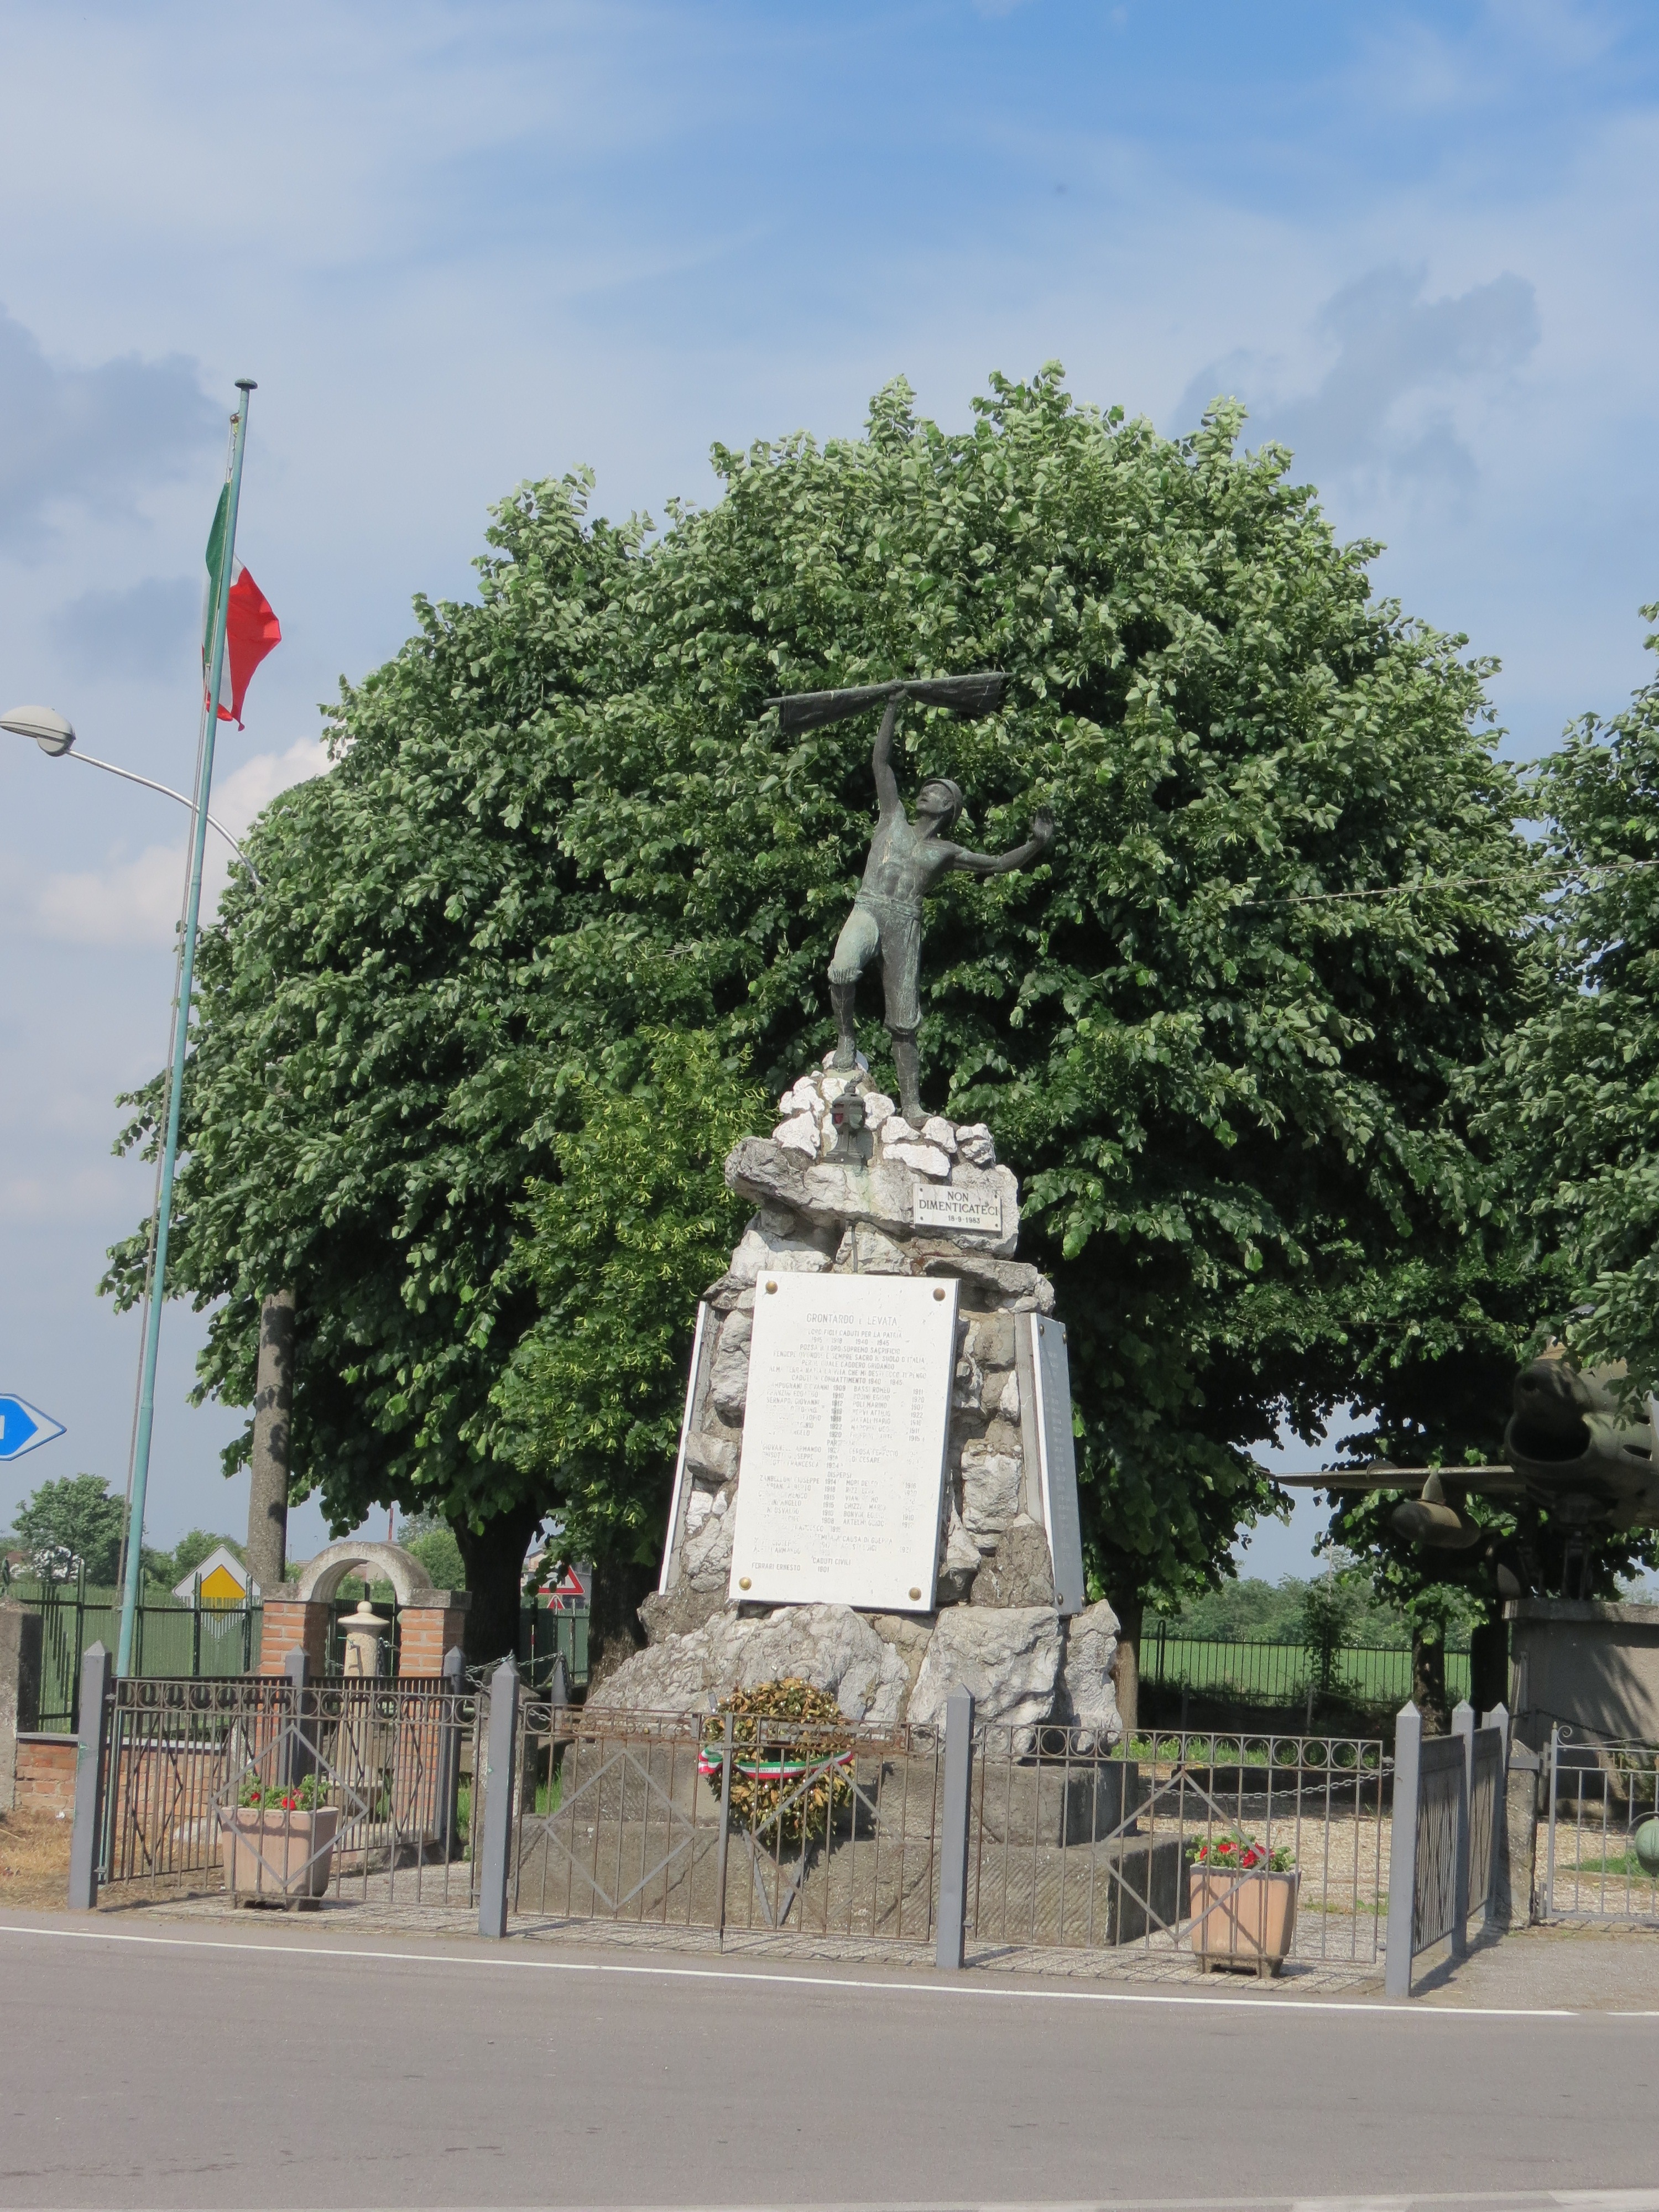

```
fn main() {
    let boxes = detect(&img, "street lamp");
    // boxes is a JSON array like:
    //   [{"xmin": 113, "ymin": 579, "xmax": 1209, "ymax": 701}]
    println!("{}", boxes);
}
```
[{"xmin": 1, "ymin": 702, "xmax": 257, "ymax": 880}]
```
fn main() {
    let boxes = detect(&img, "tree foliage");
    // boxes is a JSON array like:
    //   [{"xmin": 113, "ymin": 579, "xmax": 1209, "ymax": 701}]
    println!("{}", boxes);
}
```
[
  {"xmin": 104, "ymin": 365, "xmax": 1536, "ymax": 1639},
  {"xmin": 1500, "ymin": 609, "xmax": 1659, "ymax": 1392},
  {"xmin": 494, "ymin": 1030, "xmax": 760, "ymax": 1574},
  {"xmin": 11, "ymin": 1474, "xmax": 128, "ymax": 1584}
]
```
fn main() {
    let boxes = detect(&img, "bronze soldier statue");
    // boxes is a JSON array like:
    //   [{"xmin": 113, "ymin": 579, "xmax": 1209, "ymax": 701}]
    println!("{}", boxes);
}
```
[{"xmin": 765, "ymin": 674, "xmax": 1053, "ymax": 1124}]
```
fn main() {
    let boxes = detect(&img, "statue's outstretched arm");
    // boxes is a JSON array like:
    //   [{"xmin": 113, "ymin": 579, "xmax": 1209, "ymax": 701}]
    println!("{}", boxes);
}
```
[
  {"xmin": 872, "ymin": 699, "xmax": 903, "ymax": 817},
  {"xmin": 948, "ymin": 810, "xmax": 1055, "ymax": 877}
]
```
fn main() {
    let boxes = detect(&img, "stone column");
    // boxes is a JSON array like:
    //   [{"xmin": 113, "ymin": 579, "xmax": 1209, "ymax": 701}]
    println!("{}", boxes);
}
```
[
  {"xmin": 247, "ymin": 1289, "xmax": 296, "ymax": 1595},
  {"xmin": 257, "ymin": 1595, "xmax": 329, "ymax": 1677},
  {"xmin": 1498, "ymin": 1740, "xmax": 1541, "ymax": 1928}
]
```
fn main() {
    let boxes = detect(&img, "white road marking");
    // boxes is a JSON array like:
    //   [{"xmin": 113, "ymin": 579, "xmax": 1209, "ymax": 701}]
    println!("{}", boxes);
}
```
[{"xmin": 0, "ymin": 1918, "xmax": 1603, "ymax": 2018}]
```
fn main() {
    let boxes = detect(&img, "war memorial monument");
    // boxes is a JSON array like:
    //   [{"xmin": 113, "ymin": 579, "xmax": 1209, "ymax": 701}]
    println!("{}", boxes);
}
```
[{"xmin": 592, "ymin": 676, "xmax": 1123, "ymax": 1745}]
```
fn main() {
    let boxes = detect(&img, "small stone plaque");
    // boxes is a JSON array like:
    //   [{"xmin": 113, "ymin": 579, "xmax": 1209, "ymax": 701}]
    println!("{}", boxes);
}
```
[
  {"xmin": 912, "ymin": 1182, "xmax": 1002, "ymax": 1235},
  {"xmin": 729, "ymin": 1273, "xmax": 957, "ymax": 1611}
]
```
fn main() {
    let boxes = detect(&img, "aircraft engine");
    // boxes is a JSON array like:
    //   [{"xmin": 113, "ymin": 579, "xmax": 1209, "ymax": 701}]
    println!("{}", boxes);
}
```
[{"xmin": 1391, "ymin": 1473, "xmax": 1483, "ymax": 1550}]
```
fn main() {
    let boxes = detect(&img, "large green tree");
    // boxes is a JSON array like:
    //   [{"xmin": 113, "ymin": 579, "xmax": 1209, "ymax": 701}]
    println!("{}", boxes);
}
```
[
  {"xmin": 105, "ymin": 480, "xmax": 645, "ymax": 1657},
  {"xmin": 1501, "ymin": 608, "xmax": 1659, "ymax": 1387},
  {"xmin": 11, "ymin": 1474, "xmax": 128, "ymax": 1585},
  {"xmin": 495, "ymin": 1029, "xmax": 760, "ymax": 1670},
  {"xmin": 539, "ymin": 369, "xmax": 1538, "ymax": 1653},
  {"xmin": 106, "ymin": 366, "xmax": 1536, "ymax": 1663},
  {"xmin": 1324, "ymin": 610, "xmax": 1659, "ymax": 1717}
]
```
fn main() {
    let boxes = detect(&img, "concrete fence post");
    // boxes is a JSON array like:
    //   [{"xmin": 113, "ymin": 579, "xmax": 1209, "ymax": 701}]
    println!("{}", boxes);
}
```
[
  {"xmin": 1481, "ymin": 1700, "xmax": 1511, "ymax": 1931},
  {"xmin": 67, "ymin": 1642, "xmax": 113, "ymax": 1911},
  {"xmin": 935, "ymin": 1689, "xmax": 975, "ymax": 1973},
  {"xmin": 477, "ymin": 1657, "xmax": 519, "ymax": 1940},
  {"xmin": 713, "ymin": 1712, "xmax": 735, "ymax": 1949},
  {"xmin": 1384, "ymin": 1699, "xmax": 1422, "ymax": 1999},
  {"xmin": 1451, "ymin": 1700, "xmax": 1475, "ymax": 1959},
  {"xmin": 281, "ymin": 1646, "xmax": 313, "ymax": 1792},
  {"xmin": 1503, "ymin": 1738, "xmax": 1541, "ymax": 1927}
]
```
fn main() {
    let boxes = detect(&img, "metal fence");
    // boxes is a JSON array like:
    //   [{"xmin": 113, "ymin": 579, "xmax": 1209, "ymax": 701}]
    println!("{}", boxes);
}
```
[
  {"xmin": 18, "ymin": 1584, "xmax": 260, "ymax": 1730},
  {"xmin": 492, "ymin": 1691, "xmax": 1387, "ymax": 1970},
  {"xmin": 1542, "ymin": 1727, "xmax": 1659, "ymax": 1922},
  {"xmin": 10, "ymin": 1582, "xmax": 587, "ymax": 1730},
  {"xmin": 1384, "ymin": 1700, "xmax": 1508, "ymax": 1996},
  {"xmin": 88, "ymin": 1660, "xmax": 480, "ymax": 1911},
  {"xmin": 1144, "ymin": 1627, "xmax": 1471, "ymax": 1715},
  {"xmin": 76, "ymin": 1653, "xmax": 1389, "ymax": 1975}
]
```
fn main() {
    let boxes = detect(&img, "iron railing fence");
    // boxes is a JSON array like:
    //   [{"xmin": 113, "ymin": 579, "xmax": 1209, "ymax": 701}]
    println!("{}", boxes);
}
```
[
  {"xmin": 969, "ymin": 1725, "xmax": 1388, "ymax": 1968},
  {"xmin": 1543, "ymin": 1727, "xmax": 1659, "ymax": 1922},
  {"xmin": 1143, "ymin": 1629, "xmax": 1471, "ymax": 1717},
  {"xmin": 12, "ymin": 1585, "xmax": 587, "ymax": 1730},
  {"xmin": 96, "ymin": 1672, "xmax": 482, "ymax": 1910},
  {"xmin": 1383, "ymin": 1702, "xmax": 1509, "ymax": 1997},
  {"xmin": 496, "ymin": 1705, "xmax": 1388, "ymax": 1970},
  {"xmin": 1468, "ymin": 1723, "xmax": 1504, "ymax": 1920},
  {"xmin": 1409, "ymin": 1735, "xmax": 1466, "ymax": 1954}
]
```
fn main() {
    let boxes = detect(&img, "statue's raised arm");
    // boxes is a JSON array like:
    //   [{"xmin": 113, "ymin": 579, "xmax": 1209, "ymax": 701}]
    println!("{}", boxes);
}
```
[
  {"xmin": 871, "ymin": 698, "xmax": 903, "ymax": 820},
  {"xmin": 763, "ymin": 672, "xmax": 1053, "ymax": 1124},
  {"xmin": 946, "ymin": 810, "xmax": 1055, "ymax": 878}
]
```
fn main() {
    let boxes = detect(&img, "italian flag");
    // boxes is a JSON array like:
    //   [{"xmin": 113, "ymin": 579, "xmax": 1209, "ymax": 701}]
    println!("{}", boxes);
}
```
[{"xmin": 204, "ymin": 486, "xmax": 281, "ymax": 727}]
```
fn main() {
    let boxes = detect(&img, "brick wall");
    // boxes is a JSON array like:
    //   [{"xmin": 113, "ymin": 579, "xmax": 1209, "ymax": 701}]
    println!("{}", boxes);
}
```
[
  {"xmin": 397, "ymin": 1604, "xmax": 469, "ymax": 1677},
  {"xmin": 13, "ymin": 1733, "xmax": 76, "ymax": 1817},
  {"xmin": 256, "ymin": 1597, "xmax": 330, "ymax": 1677}
]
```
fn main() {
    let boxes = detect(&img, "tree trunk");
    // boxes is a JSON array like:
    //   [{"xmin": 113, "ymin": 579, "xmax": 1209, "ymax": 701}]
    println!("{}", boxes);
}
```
[
  {"xmin": 455, "ymin": 1502, "xmax": 544, "ymax": 1667},
  {"xmin": 1469, "ymin": 1615, "xmax": 1509, "ymax": 1718},
  {"xmin": 586, "ymin": 1554, "xmax": 657, "ymax": 1693},
  {"xmin": 1412, "ymin": 1629, "xmax": 1449, "ymax": 1735},
  {"xmin": 1112, "ymin": 1593, "xmax": 1142, "ymax": 1735},
  {"xmin": 246, "ymin": 1290, "xmax": 295, "ymax": 1594}
]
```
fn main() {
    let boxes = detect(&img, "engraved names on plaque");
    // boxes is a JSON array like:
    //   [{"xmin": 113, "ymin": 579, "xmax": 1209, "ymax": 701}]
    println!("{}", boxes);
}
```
[
  {"xmin": 912, "ymin": 1182, "xmax": 1003, "ymax": 1235},
  {"xmin": 728, "ymin": 1273, "xmax": 958, "ymax": 1611}
]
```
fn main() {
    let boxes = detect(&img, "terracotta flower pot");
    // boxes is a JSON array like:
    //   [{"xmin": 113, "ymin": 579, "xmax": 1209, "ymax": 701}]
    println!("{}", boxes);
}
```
[
  {"xmin": 221, "ymin": 1805, "xmax": 339, "ymax": 1903},
  {"xmin": 1187, "ymin": 1866, "xmax": 1299, "ymax": 1978}
]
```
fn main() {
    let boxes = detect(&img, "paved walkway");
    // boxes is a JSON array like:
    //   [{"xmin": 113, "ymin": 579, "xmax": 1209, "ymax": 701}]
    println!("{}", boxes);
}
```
[
  {"xmin": 1415, "ymin": 1919, "xmax": 1659, "ymax": 2010},
  {"xmin": 101, "ymin": 1880, "xmax": 1387, "ymax": 1995}
]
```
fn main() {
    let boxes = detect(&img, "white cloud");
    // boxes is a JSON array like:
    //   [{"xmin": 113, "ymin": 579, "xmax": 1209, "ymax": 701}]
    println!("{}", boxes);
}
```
[
  {"xmin": 1177, "ymin": 266, "xmax": 1541, "ymax": 499},
  {"xmin": 214, "ymin": 736, "xmax": 331, "ymax": 840},
  {"xmin": 27, "ymin": 735, "xmax": 330, "ymax": 947},
  {"xmin": 34, "ymin": 841, "xmax": 189, "ymax": 949}
]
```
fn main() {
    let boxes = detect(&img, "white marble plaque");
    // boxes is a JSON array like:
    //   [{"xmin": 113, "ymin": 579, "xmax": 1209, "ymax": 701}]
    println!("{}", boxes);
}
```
[
  {"xmin": 728, "ymin": 1273, "xmax": 957, "ymax": 1611},
  {"xmin": 1030, "ymin": 1315, "xmax": 1086, "ymax": 1618},
  {"xmin": 912, "ymin": 1182, "xmax": 1002, "ymax": 1235}
]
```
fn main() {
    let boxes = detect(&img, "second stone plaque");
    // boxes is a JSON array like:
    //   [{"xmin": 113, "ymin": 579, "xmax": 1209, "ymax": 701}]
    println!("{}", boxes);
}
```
[{"xmin": 728, "ymin": 1271, "xmax": 958, "ymax": 1611}]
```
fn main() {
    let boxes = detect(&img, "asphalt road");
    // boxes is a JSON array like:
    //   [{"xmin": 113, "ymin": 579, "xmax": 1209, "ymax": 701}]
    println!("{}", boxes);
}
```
[{"xmin": 2, "ymin": 1913, "xmax": 1658, "ymax": 2210}]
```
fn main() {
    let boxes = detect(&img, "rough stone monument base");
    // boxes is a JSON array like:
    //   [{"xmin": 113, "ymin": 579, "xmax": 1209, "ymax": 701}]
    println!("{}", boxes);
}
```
[{"xmin": 594, "ymin": 1061, "xmax": 1121, "ymax": 1746}]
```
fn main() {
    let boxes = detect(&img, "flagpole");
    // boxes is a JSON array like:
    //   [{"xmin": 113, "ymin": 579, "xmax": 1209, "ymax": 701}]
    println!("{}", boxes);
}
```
[{"xmin": 116, "ymin": 378, "xmax": 257, "ymax": 1678}]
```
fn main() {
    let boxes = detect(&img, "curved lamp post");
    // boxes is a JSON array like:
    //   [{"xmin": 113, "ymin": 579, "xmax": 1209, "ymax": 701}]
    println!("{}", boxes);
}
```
[{"xmin": 1, "ymin": 702, "xmax": 257, "ymax": 882}]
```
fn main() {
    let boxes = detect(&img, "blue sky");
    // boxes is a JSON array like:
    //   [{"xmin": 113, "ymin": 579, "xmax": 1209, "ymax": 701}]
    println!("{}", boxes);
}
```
[{"xmin": 1, "ymin": 0, "xmax": 1655, "ymax": 1577}]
